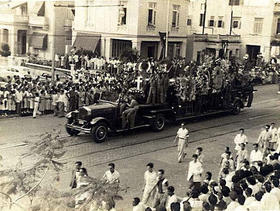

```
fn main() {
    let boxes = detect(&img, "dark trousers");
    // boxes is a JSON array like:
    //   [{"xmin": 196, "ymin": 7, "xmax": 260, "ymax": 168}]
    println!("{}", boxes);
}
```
[{"xmin": 16, "ymin": 102, "xmax": 21, "ymax": 115}]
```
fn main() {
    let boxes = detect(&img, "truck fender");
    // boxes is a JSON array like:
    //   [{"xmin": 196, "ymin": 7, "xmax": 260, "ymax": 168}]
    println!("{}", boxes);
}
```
[
  {"xmin": 233, "ymin": 98, "xmax": 244, "ymax": 108},
  {"xmin": 90, "ymin": 117, "xmax": 108, "ymax": 126}
]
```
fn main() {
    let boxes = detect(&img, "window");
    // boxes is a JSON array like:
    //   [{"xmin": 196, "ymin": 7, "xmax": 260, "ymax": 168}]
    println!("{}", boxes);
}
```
[
  {"xmin": 276, "ymin": 18, "xmax": 280, "ymax": 34},
  {"xmin": 253, "ymin": 18, "xmax": 263, "ymax": 34},
  {"xmin": 2, "ymin": 29, "xmax": 9, "ymax": 43},
  {"xmin": 218, "ymin": 16, "xmax": 223, "ymax": 28},
  {"xmin": 148, "ymin": 2, "xmax": 157, "ymax": 26},
  {"xmin": 172, "ymin": 5, "xmax": 180, "ymax": 28},
  {"xmin": 229, "ymin": 0, "xmax": 240, "ymax": 5},
  {"xmin": 209, "ymin": 16, "xmax": 215, "ymax": 27},
  {"xmin": 37, "ymin": 2, "xmax": 45, "ymax": 16},
  {"xmin": 187, "ymin": 19, "xmax": 192, "ymax": 26},
  {"xmin": 232, "ymin": 17, "xmax": 241, "ymax": 29},
  {"xmin": 118, "ymin": 6, "xmax": 127, "ymax": 25},
  {"xmin": 199, "ymin": 14, "xmax": 204, "ymax": 26}
]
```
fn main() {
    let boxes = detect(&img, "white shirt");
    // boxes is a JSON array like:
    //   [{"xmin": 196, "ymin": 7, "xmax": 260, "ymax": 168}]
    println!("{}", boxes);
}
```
[
  {"xmin": 244, "ymin": 196, "xmax": 255, "ymax": 206},
  {"xmin": 234, "ymin": 134, "xmax": 248, "ymax": 146},
  {"xmin": 177, "ymin": 128, "xmax": 189, "ymax": 139},
  {"xmin": 269, "ymin": 127, "xmax": 278, "ymax": 143},
  {"xmin": 132, "ymin": 202, "xmax": 146, "ymax": 211},
  {"xmin": 166, "ymin": 194, "xmax": 178, "ymax": 211},
  {"xmin": 271, "ymin": 187, "xmax": 280, "ymax": 201},
  {"xmin": 144, "ymin": 170, "xmax": 157, "ymax": 187},
  {"xmin": 102, "ymin": 170, "xmax": 120, "ymax": 184},
  {"xmin": 187, "ymin": 160, "xmax": 203, "ymax": 182},
  {"xmin": 247, "ymin": 200, "xmax": 262, "ymax": 211},
  {"xmin": 250, "ymin": 149, "xmax": 263, "ymax": 163},
  {"xmin": 226, "ymin": 201, "xmax": 239, "ymax": 211},
  {"xmin": 260, "ymin": 192, "xmax": 279, "ymax": 211}
]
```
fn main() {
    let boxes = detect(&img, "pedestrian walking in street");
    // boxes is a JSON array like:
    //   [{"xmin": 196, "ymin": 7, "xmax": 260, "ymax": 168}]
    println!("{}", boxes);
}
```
[
  {"xmin": 235, "ymin": 143, "xmax": 249, "ymax": 170},
  {"xmin": 152, "ymin": 169, "xmax": 169, "ymax": 209},
  {"xmin": 257, "ymin": 125, "xmax": 271, "ymax": 155},
  {"xmin": 102, "ymin": 163, "xmax": 120, "ymax": 184},
  {"xmin": 269, "ymin": 123, "xmax": 278, "ymax": 150},
  {"xmin": 70, "ymin": 161, "xmax": 82, "ymax": 189},
  {"xmin": 187, "ymin": 154, "xmax": 203, "ymax": 191},
  {"xmin": 174, "ymin": 123, "xmax": 189, "ymax": 163},
  {"xmin": 142, "ymin": 162, "xmax": 158, "ymax": 206},
  {"xmin": 33, "ymin": 93, "xmax": 41, "ymax": 118},
  {"xmin": 234, "ymin": 128, "xmax": 248, "ymax": 152}
]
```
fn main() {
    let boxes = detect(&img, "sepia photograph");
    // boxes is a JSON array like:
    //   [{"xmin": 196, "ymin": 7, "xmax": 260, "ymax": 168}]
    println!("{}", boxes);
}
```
[{"xmin": 0, "ymin": 0, "xmax": 280, "ymax": 210}]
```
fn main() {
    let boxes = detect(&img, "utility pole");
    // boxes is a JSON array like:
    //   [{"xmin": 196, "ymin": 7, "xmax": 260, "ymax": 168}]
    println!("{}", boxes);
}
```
[
  {"xmin": 229, "ymin": 4, "xmax": 233, "ymax": 35},
  {"xmin": 202, "ymin": 0, "xmax": 207, "ymax": 34},
  {"xmin": 165, "ymin": 0, "xmax": 170, "ymax": 58}
]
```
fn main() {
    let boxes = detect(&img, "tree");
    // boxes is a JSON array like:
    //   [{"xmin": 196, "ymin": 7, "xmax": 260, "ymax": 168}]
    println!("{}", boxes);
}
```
[
  {"xmin": 119, "ymin": 48, "xmax": 139, "ymax": 63},
  {"xmin": 0, "ymin": 43, "xmax": 11, "ymax": 57},
  {"xmin": 0, "ymin": 129, "xmax": 126, "ymax": 211}
]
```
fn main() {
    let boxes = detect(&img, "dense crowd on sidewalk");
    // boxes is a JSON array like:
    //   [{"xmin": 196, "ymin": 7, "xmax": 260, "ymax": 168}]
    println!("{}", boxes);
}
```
[{"xmin": 1, "ymin": 51, "xmax": 264, "ymax": 119}]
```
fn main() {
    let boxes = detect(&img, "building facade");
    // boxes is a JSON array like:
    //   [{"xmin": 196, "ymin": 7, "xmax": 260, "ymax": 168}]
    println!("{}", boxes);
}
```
[
  {"xmin": 0, "ymin": 0, "xmax": 74, "ymax": 60},
  {"xmin": 188, "ymin": 0, "xmax": 276, "ymax": 62},
  {"xmin": 73, "ymin": 0, "xmax": 190, "ymax": 59}
]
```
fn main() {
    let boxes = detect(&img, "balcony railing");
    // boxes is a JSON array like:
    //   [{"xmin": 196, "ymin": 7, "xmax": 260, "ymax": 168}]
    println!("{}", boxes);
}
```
[
  {"xmin": 0, "ymin": 14, "xmax": 28, "ymax": 24},
  {"xmin": 146, "ymin": 24, "xmax": 156, "ymax": 32},
  {"xmin": 193, "ymin": 34, "xmax": 241, "ymax": 43},
  {"xmin": 29, "ymin": 16, "xmax": 48, "ymax": 29}
]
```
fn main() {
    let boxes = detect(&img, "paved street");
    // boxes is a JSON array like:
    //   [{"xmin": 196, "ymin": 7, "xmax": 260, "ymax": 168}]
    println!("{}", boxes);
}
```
[{"xmin": 0, "ymin": 84, "xmax": 279, "ymax": 210}]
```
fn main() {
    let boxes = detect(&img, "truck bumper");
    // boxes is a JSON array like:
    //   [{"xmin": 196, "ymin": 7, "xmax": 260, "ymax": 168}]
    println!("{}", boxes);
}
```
[{"xmin": 66, "ymin": 124, "xmax": 91, "ymax": 134}]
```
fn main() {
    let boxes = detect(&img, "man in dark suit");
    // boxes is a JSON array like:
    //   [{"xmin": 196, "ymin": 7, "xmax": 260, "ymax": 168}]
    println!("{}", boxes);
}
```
[{"xmin": 70, "ymin": 161, "xmax": 82, "ymax": 189}]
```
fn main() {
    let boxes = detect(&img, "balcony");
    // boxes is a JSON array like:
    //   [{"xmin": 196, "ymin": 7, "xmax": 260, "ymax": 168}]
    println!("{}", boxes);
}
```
[
  {"xmin": 146, "ymin": 24, "xmax": 156, "ymax": 32},
  {"xmin": 28, "ymin": 16, "xmax": 48, "ymax": 30},
  {"xmin": 193, "ymin": 34, "xmax": 241, "ymax": 43},
  {"xmin": 0, "ymin": 14, "xmax": 28, "ymax": 25}
]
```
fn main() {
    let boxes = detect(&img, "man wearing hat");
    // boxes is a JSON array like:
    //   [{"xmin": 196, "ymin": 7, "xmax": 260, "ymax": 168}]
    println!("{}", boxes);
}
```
[{"xmin": 174, "ymin": 123, "xmax": 189, "ymax": 163}]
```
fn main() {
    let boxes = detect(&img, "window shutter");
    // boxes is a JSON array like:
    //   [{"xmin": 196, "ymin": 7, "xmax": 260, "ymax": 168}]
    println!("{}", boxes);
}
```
[
  {"xmin": 208, "ymin": 20, "xmax": 211, "ymax": 27},
  {"xmin": 214, "ymin": 21, "xmax": 216, "ymax": 27},
  {"xmin": 177, "ymin": 12, "xmax": 180, "ymax": 27},
  {"xmin": 222, "ymin": 21, "xmax": 224, "ymax": 28},
  {"xmin": 239, "ymin": 21, "xmax": 241, "ymax": 29}
]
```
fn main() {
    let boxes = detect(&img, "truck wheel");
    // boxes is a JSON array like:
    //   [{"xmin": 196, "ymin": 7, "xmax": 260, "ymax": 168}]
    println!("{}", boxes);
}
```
[
  {"xmin": 151, "ymin": 114, "xmax": 166, "ymax": 132},
  {"xmin": 66, "ymin": 127, "xmax": 80, "ymax": 136},
  {"xmin": 91, "ymin": 122, "xmax": 108, "ymax": 143},
  {"xmin": 232, "ymin": 102, "xmax": 241, "ymax": 115}
]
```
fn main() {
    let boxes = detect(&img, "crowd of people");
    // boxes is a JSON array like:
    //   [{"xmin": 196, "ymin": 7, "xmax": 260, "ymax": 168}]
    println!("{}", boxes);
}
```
[
  {"xmin": 130, "ymin": 123, "xmax": 280, "ymax": 211},
  {"xmin": 0, "ymin": 53, "xmax": 260, "ymax": 119}
]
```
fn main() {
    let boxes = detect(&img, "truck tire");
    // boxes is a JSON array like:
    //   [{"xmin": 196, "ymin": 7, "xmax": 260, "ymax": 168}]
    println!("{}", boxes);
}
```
[
  {"xmin": 232, "ymin": 101, "xmax": 241, "ymax": 115},
  {"xmin": 66, "ymin": 126, "xmax": 80, "ymax": 136},
  {"xmin": 151, "ymin": 114, "xmax": 166, "ymax": 132},
  {"xmin": 91, "ymin": 122, "xmax": 108, "ymax": 143}
]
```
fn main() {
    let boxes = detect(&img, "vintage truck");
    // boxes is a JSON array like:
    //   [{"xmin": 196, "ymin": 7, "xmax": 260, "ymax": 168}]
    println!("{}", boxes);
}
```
[{"xmin": 65, "ymin": 85, "xmax": 254, "ymax": 143}]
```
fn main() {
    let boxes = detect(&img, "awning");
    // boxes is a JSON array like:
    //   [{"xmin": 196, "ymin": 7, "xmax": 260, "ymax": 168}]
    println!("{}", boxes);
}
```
[
  {"xmin": 72, "ymin": 33, "xmax": 101, "ymax": 52},
  {"xmin": 30, "ymin": 33, "xmax": 48, "ymax": 49},
  {"xmin": 31, "ymin": 1, "xmax": 45, "ymax": 16},
  {"xmin": 7, "ymin": 0, "xmax": 27, "ymax": 9}
]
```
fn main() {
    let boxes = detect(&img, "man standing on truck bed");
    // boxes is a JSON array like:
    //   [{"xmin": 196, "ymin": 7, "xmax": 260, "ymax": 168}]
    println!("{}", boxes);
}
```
[
  {"xmin": 121, "ymin": 95, "xmax": 139, "ymax": 129},
  {"xmin": 174, "ymin": 123, "xmax": 189, "ymax": 163}
]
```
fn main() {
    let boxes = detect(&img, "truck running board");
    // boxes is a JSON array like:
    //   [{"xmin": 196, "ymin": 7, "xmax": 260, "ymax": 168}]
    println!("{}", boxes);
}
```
[{"xmin": 115, "ymin": 124, "xmax": 150, "ymax": 132}]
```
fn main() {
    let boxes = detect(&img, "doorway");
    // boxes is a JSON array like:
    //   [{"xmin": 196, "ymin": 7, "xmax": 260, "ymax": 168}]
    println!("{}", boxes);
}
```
[
  {"xmin": 17, "ymin": 30, "xmax": 27, "ymax": 55},
  {"xmin": 246, "ymin": 45, "xmax": 260, "ymax": 62}
]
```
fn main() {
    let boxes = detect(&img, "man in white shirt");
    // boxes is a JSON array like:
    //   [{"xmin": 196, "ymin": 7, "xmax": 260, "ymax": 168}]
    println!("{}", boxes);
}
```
[
  {"xmin": 165, "ymin": 186, "xmax": 178, "ymax": 211},
  {"xmin": 15, "ymin": 88, "xmax": 23, "ymax": 115},
  {"xmin": 133, "ymin": 197, "xmax": 146, "ymax": 211},
  {"xmin": 250, "ymin": 143, "xmax": 263, "ymax": 166},
  {"xmin": 187, "ymin": 154, "xmax": 203, "ymax": 190},
  {"xmin": 258, "ymin": 125, "xmax": 271, "ymax": 155},
  {"xmin": 269, "ymin": 123, "xmax": 278, "ymax": 150},
  {"xmin": 102, "ymin": 163, "xmax": 120, "ymax": 184},
  {"xmin": 174, "ymin": 123, "xmax": 189, "ymax": 163},
  {"xmin": 236, "ymin": 143, "xmax": 249, "ymax": 170},
  {"xmin": 142, "ymin": 163, "xmax": 158, "ymax": 205},
  {"xmin": 260, "ymin": 182, "xmax": 279, "ymax": 211},
  {"xmin": 234, "ymin": 128, "xmax": 248, "ymax": 152}
]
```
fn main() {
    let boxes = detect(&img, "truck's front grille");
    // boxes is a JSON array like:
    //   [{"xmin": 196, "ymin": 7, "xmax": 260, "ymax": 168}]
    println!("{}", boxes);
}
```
[{"xmin": 78, "ymin": 107, "xmax": 88, "ymax": 120}]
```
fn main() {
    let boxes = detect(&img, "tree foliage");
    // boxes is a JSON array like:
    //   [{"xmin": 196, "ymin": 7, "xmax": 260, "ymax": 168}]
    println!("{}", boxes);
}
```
[
  {"xmin": 0, "ymin": 129, "xmax": 125, "ymax": 211},
  {"xmin": 0, "ymin": 43, "xmax": 11, "ymax": 57}
]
